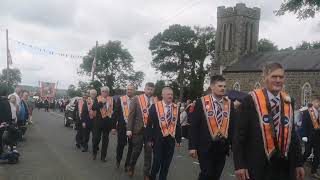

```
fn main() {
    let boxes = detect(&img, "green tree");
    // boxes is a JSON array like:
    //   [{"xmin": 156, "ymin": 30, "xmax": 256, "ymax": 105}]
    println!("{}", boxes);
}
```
[
  {"xmin": 275, "ymin": 0, "xmax": 320, "ymax": 19},
  {"xmin": 296, "ymin": 41, "xmax": 312, "ymax": 50},
  {"xmin": 188, "ymin": 26, "xmax": 215, "ymax": 100},
  {"xmin": 67, "ymin": 85, "xmax": 82, "ymax": 98},
  {"xmin": 149, "ymin": 24, "xmax": 196, "ymax": 100},
  {"xmin": 258, "ymin": 39, "xmax": 278, "ymax": 52},
  {"xmin": 154, "ymin": 80, "xmax": 166, "ymax": 99},
  {"xmin": 0, "ymin": 68, "xmax": 22, "ymax": 94},
  {"xmin": 79, "ymin": 41, "xmax": 144, "ymax": 92}
]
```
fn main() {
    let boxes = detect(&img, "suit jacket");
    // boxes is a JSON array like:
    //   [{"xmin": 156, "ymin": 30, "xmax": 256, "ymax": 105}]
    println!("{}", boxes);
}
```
[
  {"xmin": 92, "ymin": 96, "xmax": 116, "ymax": 128},
  {"xmin": 0, "ymin": 96, "xmax": 12, "ymax": 124},
  {"xmin": 113, "ymin": 96, "xmax": 127, "ymax": 130},
  {"xmin": 233, "ymin": 95, "xmax": 303, "ymax": 180},
  {"xmin": 146, "ymin": 104, "xmax": 182, "ymax": 144},
  {"xmin": 301, "ymin": 109, "xmax": 320, "ymax": 141},
  {"xmin": 127, "ymin": 96, "xmax": 145, "ymax": 135},
  {"xmin": 189, "ymin": 98, "xmax": 236, "ymax": 152}
]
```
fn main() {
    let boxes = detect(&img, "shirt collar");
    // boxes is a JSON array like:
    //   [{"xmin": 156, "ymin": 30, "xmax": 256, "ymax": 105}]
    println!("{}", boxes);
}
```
[
  {"xmin": 267, "ymin": 90, "xmax": 280, "ymax": 102},
  {"xmin": 211, "ymin": 95, "xmax": 223, "ymax": 103},
  {"xmin": 162, "ymin": 100, "xmax": 172, "ymax": 107}
]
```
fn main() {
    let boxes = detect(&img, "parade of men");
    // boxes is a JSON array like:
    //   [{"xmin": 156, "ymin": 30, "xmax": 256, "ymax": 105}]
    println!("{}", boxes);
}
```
[
  {"xmin": 189, "ymin": 75, "xmax": 236, "ymax": 180},
  {"xmin": 92, "ymin": 86, "xmax": 116, "ymax": 162},
  {"xmin": 127, "ymin": 82, "xmax": 157, "ymax": 180},
  {"xmin": 302, "ymin": 98, "xmax": 320, "ymax": 178},
  {"xmin": 114, "ymin": 84, "xmax": 135, "ymax": 170},
  {"xmin": 147, "ymin": 87, "xmax": 181, "ymax": 180},
  {"xmin": 2, "ymin": 1, "xmax": 320, "ymax": 179},
  {"xmin": 233, "ymin": 62, "xmax": 304, "ymax": 180}
]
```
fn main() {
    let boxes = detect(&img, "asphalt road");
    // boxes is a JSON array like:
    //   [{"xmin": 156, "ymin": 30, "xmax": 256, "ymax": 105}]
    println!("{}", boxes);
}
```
[{"xmin": 0, "ymin": 110, "xmax": 312, "ymax": 180}]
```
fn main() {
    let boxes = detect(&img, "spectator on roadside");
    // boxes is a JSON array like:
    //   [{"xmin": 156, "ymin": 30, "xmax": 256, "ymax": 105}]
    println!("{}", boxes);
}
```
[
  {"xmin": 0, "ymin": 87, "xmax": 12, "ymax": 154},
  {"xmin": 8, "ymin": 94, "xmax": 18, "ymax": 124},
  {"xmin": 180, "ymin": 106, "xmax": 190, "ymax": 140},
  {"xmin": 18, "ymin": 91, "xmax": 29, "ymax": 138},
  {"xmin": 9, "ymin": 87, "xmax": 22, "ymax": 112}
]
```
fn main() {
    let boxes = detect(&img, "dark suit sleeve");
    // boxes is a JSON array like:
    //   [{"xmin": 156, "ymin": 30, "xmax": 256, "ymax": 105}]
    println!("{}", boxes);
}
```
[
  {"xmin": 146, "ymin": 105, "xmax": 156, "ymax": 142},
  {"xmin": 301, "ymin": 111, "xmax": 312, "ymax": 139},
  {"xmin": 228, "ymin": 102, "xmax": 237, "ymax": 149},
  {"xmin": 290, "ymin": 122, "xmax": 303, "ymax": 167},
  {"xmin": 233, "ymin": 95, "xmax": 251, "ymax": 170},
  {"xmin": 175, "ymin": 109, "xmax": 182, "ymax": 144},
  {"xmin": 92, "ymin": 98, "xmax": 100, "ymax": 111},
  {"xmin": 189, "ymin": 99, "xmax": 202, "ymax": 150},
  {"xmin": 111, "ymin": 98, "xmax": 117, "ymax": 129}
]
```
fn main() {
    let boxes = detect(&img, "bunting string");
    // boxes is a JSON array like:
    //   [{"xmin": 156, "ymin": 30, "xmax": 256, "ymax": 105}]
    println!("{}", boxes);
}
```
[{"xmin": 9, "ymin": 38, "xmax": 85, "ymax": 59}]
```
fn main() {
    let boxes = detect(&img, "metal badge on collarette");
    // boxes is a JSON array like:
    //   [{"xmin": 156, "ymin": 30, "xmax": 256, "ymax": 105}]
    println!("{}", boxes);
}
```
[{"xmin": 208, "ymin": 111, "xmax": 214, "ymax": 117}]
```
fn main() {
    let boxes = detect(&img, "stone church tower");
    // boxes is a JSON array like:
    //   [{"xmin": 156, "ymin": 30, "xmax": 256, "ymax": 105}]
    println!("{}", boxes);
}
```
[{"xmin": 213, "ymin": 3, "xmax": 261, "ymax": 74}]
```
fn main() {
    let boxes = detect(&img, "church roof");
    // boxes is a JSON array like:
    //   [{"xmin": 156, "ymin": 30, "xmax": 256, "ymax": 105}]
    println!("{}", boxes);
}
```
[{"xmin": 224, "ymin": 49, "xmax": 320, "ymax": 72}]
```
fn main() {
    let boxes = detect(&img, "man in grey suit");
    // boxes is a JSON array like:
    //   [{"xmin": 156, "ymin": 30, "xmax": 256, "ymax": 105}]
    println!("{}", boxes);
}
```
[{"xmin": 127, "ymin": 82, "xmax": 157, "ymax": 180}]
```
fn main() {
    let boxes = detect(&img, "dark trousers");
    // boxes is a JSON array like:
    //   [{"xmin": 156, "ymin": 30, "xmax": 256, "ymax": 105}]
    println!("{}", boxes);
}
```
[
  {"xmin": 198, "ymin": 142, "xmax": 226, "ymax": 180},
  {"xmin": 93, "ymin": 121, "xmax": 111, "ymax": 159},
  {"xmin": 0, "ymin": 130, "xmax": 3, "ymax": 154},
  {"xmin": 82, "ymin": 121, "xmax": 93, "ymax": 150},
  {"xmin": 75, "ymin": 122, "xmax": 83, "ymax": 146},
  {"xmin": 263, "ymin": 158, "xmax": 290, "ymax": 180},
  {"xmin": 182, "ymin": 125, "xmax": 190, "ymax": 139},
  {"xmin": 130, "ymin": 132, "xmax": 152, "ymax": 176},
  {"xmin": 150, "ymin": 136, "xmax": 175, "ymax": 180},
  {"xmin": 303, "ymin": 136, "xmax": 320, "ymax": 174},
  {"xmin": 116, "ymin": 125, "xmax": 133, "ymax": 167}
]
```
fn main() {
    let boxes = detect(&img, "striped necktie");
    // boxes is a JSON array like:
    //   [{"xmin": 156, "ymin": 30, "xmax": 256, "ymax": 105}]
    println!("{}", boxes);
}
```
[
  {"xmin": 166, "ymin": 105, "xmax": 172, "ymax": 124},
  {"xmin": 271, "ymin": 97, "xmax": 280, "ymax": 131},
  {"xmin": 215, "ymin": 101, "xmax": 223, "ymax": 127}
]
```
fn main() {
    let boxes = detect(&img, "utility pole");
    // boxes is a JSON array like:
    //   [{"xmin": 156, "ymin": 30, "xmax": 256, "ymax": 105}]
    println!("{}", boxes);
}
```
[
  {"xmin": 6, "ymin": 29, "xmax": 9, "ymax": 87},
  {"xmin": 92, "ymin": 41, "xmax": 98, "ymax": 82}
]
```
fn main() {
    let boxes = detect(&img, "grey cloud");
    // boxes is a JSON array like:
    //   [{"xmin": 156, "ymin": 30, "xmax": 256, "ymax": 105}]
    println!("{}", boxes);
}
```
[{"xmin": 0, "ymin": 0, "xmax": 77, "ymax": 28}]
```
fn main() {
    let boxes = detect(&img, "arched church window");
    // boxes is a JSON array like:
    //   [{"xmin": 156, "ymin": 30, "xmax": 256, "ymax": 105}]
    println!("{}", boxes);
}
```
[
  {"xmin": 222, "ymin": 24, "xmax": 227, "ymax": 51},
  {"xmin": 233, "ymin": 82, "xmax": 241, "ymax": 91},
  {"xmin": 228, "ymin": 23, "xmax": 233, "ymax": 50},
  {"xmin": 302, "ymin": 83, "xmax": 312, "ymax": 106},
  {"xmin": 254, "ymin": 82, "xmax": 261, "ymax": 89},
  {"xmin": 250, "ymin": 23, "xmax": 254, "ymax": 50}
]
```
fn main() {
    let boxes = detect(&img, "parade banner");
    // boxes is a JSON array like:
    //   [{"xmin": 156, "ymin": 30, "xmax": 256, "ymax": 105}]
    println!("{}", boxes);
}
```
[{"xmin": 40, "ymin": 82, "xmax": 56, "ymax": 98}]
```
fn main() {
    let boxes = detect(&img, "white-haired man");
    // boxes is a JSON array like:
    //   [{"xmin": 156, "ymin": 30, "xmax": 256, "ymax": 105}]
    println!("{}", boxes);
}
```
[{"xmin": 92, "ymin": 86, "xmax": 116, "ymax": 162}]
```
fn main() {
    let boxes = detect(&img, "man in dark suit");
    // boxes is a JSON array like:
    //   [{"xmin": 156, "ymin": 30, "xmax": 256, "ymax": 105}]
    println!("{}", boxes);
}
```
[
  {"xmin": 92, "ymin": 86, "xmax": 116, "ymax": 162},
  {"xmin": 127, "ymin": 82, "xmax": 157, "ymax": 180},
  {"xmin": 189, "ymin": 75, "xmax": 236, "ymax": 180},
  {"xmin": 233, "ymin": 62, "xmax": 304, "ymax": 180},
  {"xmin": 114, "ymin": 84, "xmax": 135, "ymax": 170},
  {"xmin": 301, "ymin": 98, "xmax": 320, "ymax": 178},
  {"xmin": 146, "ymin": 87, "xmax": 181, "ymax": 180}
]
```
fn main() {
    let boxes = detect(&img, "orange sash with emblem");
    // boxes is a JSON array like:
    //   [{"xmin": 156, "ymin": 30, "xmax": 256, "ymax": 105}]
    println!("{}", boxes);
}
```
[
  {"xmin": 308, "ymin": 108, "xmax": 320, "ymax": 129},
  {"xmin": 138, "ymin": 95, "xmax": 158, "ymax": 127},
  {"xmin": 201, "ymin": 95, "xmax": 231, "ymax": 140},
  {"xmin": 120, "ymin": 95, "xmax": 130, "ymax": 123},
  {"xmin": 97, "ymin": 96, "xmax": 113, "ymax": 119},
  {"xmin": 79, "ymin": 98, "xmax": 97, "ymax": 120},
  {"xmin": 155, "ymin": 101, "xmax": 179, "ymax": 137},
  {"xmin": 250, "ymin": 89, "xmax": 293, "ymax": 160}
]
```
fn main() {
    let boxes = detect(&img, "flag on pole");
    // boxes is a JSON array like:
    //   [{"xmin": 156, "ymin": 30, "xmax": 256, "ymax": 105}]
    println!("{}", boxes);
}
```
[
  {"xmin": 7, "ymin": 48, "xmax": 12, "ymax": 65},
  {"xmin": 91, "ymin": 57, "xmax": 96, "ymax": 74}
]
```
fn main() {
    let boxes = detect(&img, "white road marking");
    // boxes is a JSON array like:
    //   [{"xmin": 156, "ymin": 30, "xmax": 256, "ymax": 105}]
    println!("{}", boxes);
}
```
[{"xmin": 192, "ymin": 162, "xmax": 200, "ymax": 165}]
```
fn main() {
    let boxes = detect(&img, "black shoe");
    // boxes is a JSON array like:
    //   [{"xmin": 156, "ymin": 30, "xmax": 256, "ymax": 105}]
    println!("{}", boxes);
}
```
[
  {"xmin": 76, "ymin": 144, "xmax": 81, "ymax": 149},
  {"xmin": 101, "ymin": 158, "xmax": 107, "ymax": 162},
  {"xmin": 116, "ymin": 161, "xmax": 120, "ymax": 168}
]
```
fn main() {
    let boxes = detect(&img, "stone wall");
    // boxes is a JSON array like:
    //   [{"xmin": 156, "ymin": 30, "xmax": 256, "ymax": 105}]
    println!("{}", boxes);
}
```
[{"xmin": 224, "ymin": 71, "xmax": 320, "ymax": 108}]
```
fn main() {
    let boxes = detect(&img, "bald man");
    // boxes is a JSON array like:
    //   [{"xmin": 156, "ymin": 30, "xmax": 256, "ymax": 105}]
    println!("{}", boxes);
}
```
[
  {"xmin": 114, "ymin": 84, "xmax": 135, "ymax": 170},
  {"xmin": 146, "ymin": 87, "xmax": 181, "ymax": 180}
]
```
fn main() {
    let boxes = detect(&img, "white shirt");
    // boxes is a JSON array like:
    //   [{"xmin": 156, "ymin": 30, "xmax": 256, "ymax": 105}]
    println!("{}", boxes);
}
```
[
  {"xmin": 211, "ymin": 95, "xmax": 223, "ymax": 113},
  {"xmin": 10, "ymin": 92, "xmax": 21, "ymax": 109},
  {"xmin": 10, "ymin": 102, "xmax": 17, "ymax": 120},
  {"xmin": 267, "ymin": 90, "xmax": 281, "ymax": 104},
  {"xmin": 145, "ymin": 94, "xmax": 154, "ymax": 107}
]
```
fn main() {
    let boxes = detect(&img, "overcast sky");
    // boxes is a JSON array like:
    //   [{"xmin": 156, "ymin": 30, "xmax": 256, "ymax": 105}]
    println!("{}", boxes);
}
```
[{"xmin": 0, "ymin": 0, "xmax": 319, "ymax": 90}]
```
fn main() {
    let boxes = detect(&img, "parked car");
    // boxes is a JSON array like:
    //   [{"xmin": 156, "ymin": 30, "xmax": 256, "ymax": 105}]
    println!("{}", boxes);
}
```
[{"xmin": 64, "ymin": 97, "xmax": 81, "ymax": 129}]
